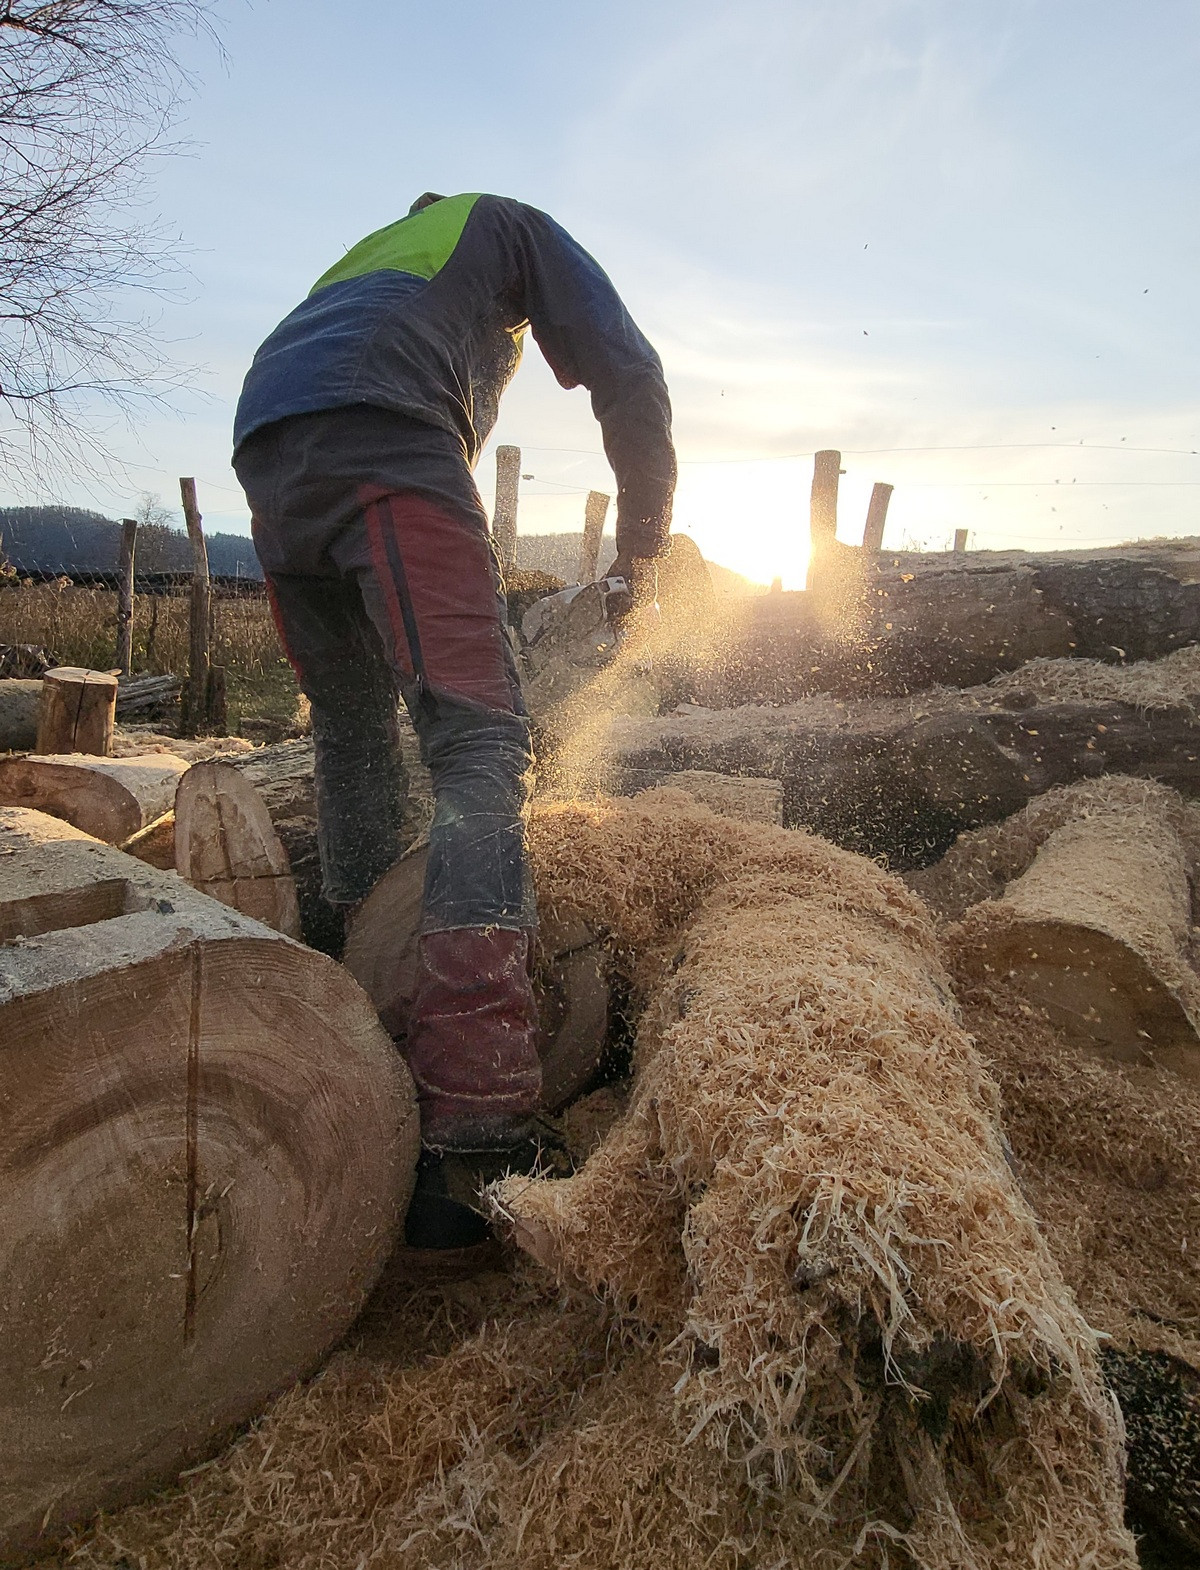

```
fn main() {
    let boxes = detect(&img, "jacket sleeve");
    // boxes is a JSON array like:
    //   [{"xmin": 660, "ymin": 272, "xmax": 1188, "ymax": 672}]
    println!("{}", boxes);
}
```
[{"xmin": 511, "ymin": 204, "xmax": 677, "ymax": 560}]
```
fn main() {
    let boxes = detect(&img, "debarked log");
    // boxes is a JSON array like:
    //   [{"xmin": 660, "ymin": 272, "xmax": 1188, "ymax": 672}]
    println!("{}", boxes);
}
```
[
  {"xmin": 947, "ymin": 794, "xmax": 1200, "ymax": 1075},
  {"xmin": 0, "ymin": 807, "xmax": 418, "ymax": 1562},
  {"xmin": 0, "ymin": 751, "xmax": 189, "ymax": 844}
]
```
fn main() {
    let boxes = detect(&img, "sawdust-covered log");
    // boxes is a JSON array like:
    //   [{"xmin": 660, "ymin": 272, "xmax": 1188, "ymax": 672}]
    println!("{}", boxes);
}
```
[
  {"xmin": 344, "ymin": 839, "xmax": 611, "ymax": 1110},
  {"xmin": 947, "ymin": 783, "xmax": 1200, "ymax": 1073},
  {"xmin": 175, "ymin": 761, "xmax": 302, "ymax": 938},
  {"xmin": 37, "ymin": 667, "xmax": 117, "ymax": 756},
  {"xmin": 0, "ymin": 751, "xmax": 189, "ymax": 844},
  {"xmin": 0, "ymin": 678, "xmax": 40, "ymax": 751},
  {"xmin": 603, "ymin": 682, "xmax": 1200, "ymax": 867},
  {"xmin": 0, "ymin": 807, "xmax": 417, "ymax": 1561},
  {"xmin": 491, "ymin": 793, "xmax": 1134, "ymax": 1567},
  {"xmin": 620, "ymin": 767, "xmax": 783, "ymax": 824},
  {"xmin": 670, "ymin": 554, "xmax": 1200, "ymax": 705}
]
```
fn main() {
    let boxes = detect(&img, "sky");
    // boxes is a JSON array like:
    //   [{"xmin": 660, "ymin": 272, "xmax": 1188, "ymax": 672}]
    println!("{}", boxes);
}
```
[{"xmin": 4, "ymin": 0, "xmax": 1199, "ymax": 587}]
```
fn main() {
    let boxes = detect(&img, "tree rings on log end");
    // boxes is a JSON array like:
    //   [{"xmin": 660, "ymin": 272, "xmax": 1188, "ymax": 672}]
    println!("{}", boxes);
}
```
[
  {"xmin": 175, "ymin": 761, "xmax": 302, "ymax": 939},
  {"xmin": 0, "ymin": 809, "xmax": 418, "ymax": 1560}
]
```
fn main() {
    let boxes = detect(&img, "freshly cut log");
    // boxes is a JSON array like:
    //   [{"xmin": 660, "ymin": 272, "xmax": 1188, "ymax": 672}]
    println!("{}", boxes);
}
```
[
  {"xmin": 224, "ymin": 736, "xmax": 428, "ymax": 959},
  {"xmin": 0, "ymin": 751, "xmax": 189, "ymax": 844},
  {"xmin": 342, "ymin": 838, "xmax": 426, "ymax": 1036},
  {"xmin": 37, "ymin": 666, "xmax": 118, "ymax": 755},
  {"xmin": 0, "ymin": 678, "xmax": 40, "ymax": 752},
  {"xmin": 948, "ymin": 792, "xmax": 1200, "ymax": 1075},
  {"xmin": 120, "ymin": 810, "xmax": 176, "ymax": 870},
  {"xmin": 0, "ymin": 807, "xmax": 417, "ymax": 1562},
  {"xmin": 344, "ymin": 839, "xmax": 611, "ymax": 1111},
  {"xmin": 175, "ymin": 761, "xmax": 301, "ymax": 939}
]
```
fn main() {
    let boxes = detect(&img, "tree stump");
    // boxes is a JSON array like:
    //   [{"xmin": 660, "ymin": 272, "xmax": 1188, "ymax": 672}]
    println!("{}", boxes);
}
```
[
  {"xmin": 343, "ymin": 840, "xmax": 611, "ymax": 1111},
  {"xmin": 0, "ymin": 752, "xmax": 189, "ymax": 844},
  {"xmin": 0, "ymin": 678, "xmax": 40, "ymax": 752},
  {"xmin": 175, "ymin": 761, "xmax": 302, "ymax": 939},
  {"xmin": 37, "ymin": 667, "xmax": 118, "ymax": 756},
  {"xmin": 0, "ymin": 807, "xmax": 418, "ymax": 1561}
]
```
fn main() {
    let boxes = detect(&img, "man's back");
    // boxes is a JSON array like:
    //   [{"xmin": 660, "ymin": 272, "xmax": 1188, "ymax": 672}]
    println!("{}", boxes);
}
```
[{"xmin": 234, "ymin": 193, "xmax": 675, "ymax": 560}]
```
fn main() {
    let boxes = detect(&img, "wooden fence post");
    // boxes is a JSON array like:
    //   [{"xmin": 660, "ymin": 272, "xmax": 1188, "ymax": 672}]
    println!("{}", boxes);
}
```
[
  {"xmin": 180, "ymin": 478, "xmax": 210, "ymax": 737},
  {"xmin": 115, "ymin": 517, "xmax": 137, "ymax": 676},
  {"xmin": 806, "ymin": 449, "xmax": 842, "ymax": 592},
  {"xmin": 862, "ymin": 483, "xmax": 893, "ymax": 554},
  {"xmin": 492, "ymin": 446, "xmax": 520, "ymax": 571},
  {"xmin": 579, "ymin": 491, "xmax": 610, "ymax": 583},
  {"xmin": 954, "ymin": 528, "xmax": 969, "ymax": 555}
]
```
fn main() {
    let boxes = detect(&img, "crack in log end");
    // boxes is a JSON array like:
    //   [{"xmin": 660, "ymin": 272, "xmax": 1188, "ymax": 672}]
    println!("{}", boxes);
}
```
[{"xmin": 184, "ymin": 944, "xmax": 202, "ymax": 1346}]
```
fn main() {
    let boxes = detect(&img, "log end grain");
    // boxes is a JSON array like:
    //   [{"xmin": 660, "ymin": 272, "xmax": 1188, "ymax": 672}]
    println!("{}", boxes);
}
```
[
  {"xmin": 0, "ymin": 810, "xmax": 418, "ymax": 1560},
  {"xmin": 0, "ymin": 752, "xmax": 190, "ymax": 844}
]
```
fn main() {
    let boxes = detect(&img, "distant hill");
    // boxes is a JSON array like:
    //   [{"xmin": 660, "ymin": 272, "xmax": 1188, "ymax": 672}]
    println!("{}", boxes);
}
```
[
  {"xmin": 516, "ymin": 530, "xmax": 756, "ymax": 596},
  {"xmin": 0, "ymin": 509, "xmax": 756, "ymax": 595},
  {"xmin": 0, "ymin": 507, "xmax": 262, "ymax": 579}
]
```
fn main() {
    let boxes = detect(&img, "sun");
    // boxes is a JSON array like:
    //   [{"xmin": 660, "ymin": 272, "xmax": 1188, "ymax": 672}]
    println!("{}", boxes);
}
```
[{"xmin": 671, "ymin": 459, "xmax": 813, "ymax": 589}]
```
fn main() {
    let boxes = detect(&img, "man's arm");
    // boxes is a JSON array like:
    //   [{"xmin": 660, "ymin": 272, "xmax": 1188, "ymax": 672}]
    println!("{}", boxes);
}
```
[{"xmin": 510, "ymin": 203, "xmax": 677, "ymax": 563}]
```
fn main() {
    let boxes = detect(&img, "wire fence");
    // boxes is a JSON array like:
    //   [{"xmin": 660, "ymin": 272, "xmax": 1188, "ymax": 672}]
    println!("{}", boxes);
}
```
[{"xmin": 0, "ymin": 564, "xmax": 281, "ymax": 680}]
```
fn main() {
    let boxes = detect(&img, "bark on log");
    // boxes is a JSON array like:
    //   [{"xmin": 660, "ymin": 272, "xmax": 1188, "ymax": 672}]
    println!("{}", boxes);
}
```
[
  {"xmin": 604, "ymin": 695, "xmax": 1200, "ymax": 869},
  {"xmin": 115, "ymin": 673, "xmax": 183, "ymax": 720},
  {"xmin": 0, "ymin": 679, "xmax": 40, "ymax": 752},
  {"xmin": 667, "ymin": 555, "xmax": 1200, "ymax": 706},
  {"xmin": 175, "ymin": 761, "xmax": 302, "ymax": 939},
  {"xmin": 343, "ymin": 840, "xmax": 611, "ymax": 1111},
  {"xmin": 1103, "ymin": 1348, "xmax": 1200, "ymax": 1556},
  {"xmin": 0, "ymin": 807, "xmax": 417, "ymax": 1561},
  {"xmin": 0, "ymin": 752, "xmax": 189, "ymax": 844},
  {"xmin": 36, "ymin": 667, "xmax": 117, "ymax": 756}
]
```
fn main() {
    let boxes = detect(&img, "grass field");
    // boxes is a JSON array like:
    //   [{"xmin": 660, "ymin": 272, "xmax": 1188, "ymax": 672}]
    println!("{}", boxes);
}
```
[{"xmin": 0, "ymin": 582, "xmax": 303, "ymax": 735}]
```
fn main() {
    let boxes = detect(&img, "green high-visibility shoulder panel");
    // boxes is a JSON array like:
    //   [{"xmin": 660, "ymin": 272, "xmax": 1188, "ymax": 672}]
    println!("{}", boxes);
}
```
[{"xmin": 309, "ymin": 193, "xmax": 483, "ymax": 295}]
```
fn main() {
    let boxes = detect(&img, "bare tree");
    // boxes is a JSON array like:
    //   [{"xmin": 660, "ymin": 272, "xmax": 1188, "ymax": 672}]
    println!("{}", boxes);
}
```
[
  {"xmin": 132, "ymin": 487, "xmax": 183, "ymax": 569},
  {"xmin": 0, "ymin": 1, "xmax": 219, "ymax": 481}
]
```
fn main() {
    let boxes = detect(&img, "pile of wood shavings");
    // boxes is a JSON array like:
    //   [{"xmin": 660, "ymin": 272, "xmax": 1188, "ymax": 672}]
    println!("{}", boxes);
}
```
[{"xmin": 48, "ymin": 792, "xmax": 1138, "ymax": 1570}]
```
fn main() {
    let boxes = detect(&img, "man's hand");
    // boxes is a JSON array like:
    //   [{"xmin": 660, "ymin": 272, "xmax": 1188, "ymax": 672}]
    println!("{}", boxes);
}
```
[{"xmin": 607, "ymin": 554, "xmax": 660, "ymax": 653}]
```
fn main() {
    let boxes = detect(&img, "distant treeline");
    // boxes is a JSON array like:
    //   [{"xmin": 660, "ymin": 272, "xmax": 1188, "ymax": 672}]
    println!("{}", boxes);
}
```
[
  {"xmin": 0, "ymin": 507, "xmax": 262, "ymax": 579},
  {"xmin": 0, "ymin": 510, "xmax": 750, "ymax": 595}
]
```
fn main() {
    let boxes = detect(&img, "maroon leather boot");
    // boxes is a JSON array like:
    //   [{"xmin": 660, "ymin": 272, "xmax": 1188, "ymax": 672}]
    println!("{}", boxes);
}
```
[{"xmin": 405, "ymin": 926, "xmax": 542, "ymax": 1151}]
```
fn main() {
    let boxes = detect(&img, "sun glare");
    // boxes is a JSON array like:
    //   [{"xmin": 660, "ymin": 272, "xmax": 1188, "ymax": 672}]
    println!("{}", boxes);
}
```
[{"xmin": 671, "ymin": 460, "xmax": 814, "ymax": 589}]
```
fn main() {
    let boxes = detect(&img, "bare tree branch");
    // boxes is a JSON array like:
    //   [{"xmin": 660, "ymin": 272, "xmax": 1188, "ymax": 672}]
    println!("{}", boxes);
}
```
[{"xmin": 0, "ymin": 0, "xmax": 221, "ymax": 484}]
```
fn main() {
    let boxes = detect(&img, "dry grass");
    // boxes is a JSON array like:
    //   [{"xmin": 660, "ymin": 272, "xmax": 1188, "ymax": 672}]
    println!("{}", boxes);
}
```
[{"xmin": 0, "ymin": 583, "xmax": 285, "ymax": 679}]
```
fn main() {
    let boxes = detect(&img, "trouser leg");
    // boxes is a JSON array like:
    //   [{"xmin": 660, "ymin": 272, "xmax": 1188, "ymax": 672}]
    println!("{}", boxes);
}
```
[
  {"xmin": 340, "ymin": 490, "xmax": 541, "ymax": 1149},
  {"xmin": 265, "ymin": 574, "xmax": 405, "ymax": 907}
]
